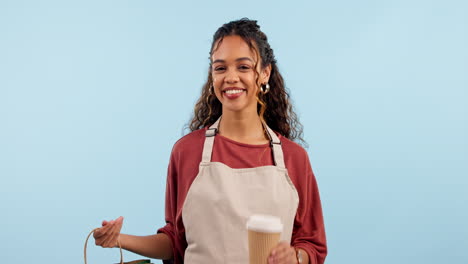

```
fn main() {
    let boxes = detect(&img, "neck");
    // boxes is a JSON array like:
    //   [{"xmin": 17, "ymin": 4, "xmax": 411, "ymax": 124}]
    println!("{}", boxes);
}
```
[{"xmin": 218, "ymin": 110, "xmax": 268, "ymax": 144}]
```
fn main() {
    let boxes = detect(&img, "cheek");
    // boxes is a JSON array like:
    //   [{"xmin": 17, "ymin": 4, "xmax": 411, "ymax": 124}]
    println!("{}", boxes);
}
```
[
  {"xmin": 212, "ymin": 81, "xmax": 223, "ymax": 99},
  {"xmin": 212, "ymin": 75, "xmax": 221, "ymax": 88},
  {"xmin": 244, "ymin": 73, "xmax": 259, "ymax": 87}
]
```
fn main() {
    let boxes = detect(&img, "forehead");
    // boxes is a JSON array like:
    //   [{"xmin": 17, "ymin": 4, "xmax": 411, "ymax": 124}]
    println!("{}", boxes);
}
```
[{"xmin": 211, "ymin": 35, "xmax": 256, "ymax": 61}]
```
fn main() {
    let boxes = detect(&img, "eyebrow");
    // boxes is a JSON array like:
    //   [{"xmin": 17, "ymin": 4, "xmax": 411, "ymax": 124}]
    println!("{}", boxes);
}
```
[{"xmin": 212, "ymin": 57, "xmax": 254, "ymax": 64}]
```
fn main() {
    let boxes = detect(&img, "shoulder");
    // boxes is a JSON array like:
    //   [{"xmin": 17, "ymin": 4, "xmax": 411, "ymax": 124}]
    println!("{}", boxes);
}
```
[
  {"xmin": 171, "ymin": 127, "xmax": 208, "ymax": 157},
  {"xmin": 277, "ymin": 133, "xmax": 313, "ymax": 174},
  {"xmin": 277, "ymin": 134, "xmax": 316, "ymax": 188},
  {"xmin": 278, "ymin": 134, "xmax": 309, "ymax": 160}
]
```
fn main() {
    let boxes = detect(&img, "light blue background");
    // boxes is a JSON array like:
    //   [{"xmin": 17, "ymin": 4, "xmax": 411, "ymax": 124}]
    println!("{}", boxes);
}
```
[{"xmin": 1, "ymin": 0, "xmax": 467, "ymax": 263}]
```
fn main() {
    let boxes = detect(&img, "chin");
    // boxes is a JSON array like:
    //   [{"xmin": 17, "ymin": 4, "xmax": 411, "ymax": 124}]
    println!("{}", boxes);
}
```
[
  {"xmin": 223, "ymin": 107, "xmax": 244, "ymax": 113},
  {"xmin": 222, "ymin": 104, "xmax": 256, "ymax": 114}
]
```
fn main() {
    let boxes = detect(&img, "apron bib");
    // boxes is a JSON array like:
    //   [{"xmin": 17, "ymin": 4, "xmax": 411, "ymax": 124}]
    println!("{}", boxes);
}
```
[{"xmin": 182, "ymin": 117, "xmax": 299, "ymax": 263}]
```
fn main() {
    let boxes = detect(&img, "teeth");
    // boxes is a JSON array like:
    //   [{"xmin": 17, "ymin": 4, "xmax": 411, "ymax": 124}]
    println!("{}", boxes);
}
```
[{"xmin": 225, "ymin": 89, "xmax": 244, "ymax": 94}]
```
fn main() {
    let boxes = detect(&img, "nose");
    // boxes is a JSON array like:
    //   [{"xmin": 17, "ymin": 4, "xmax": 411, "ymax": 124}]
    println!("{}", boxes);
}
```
[{"xmin": 224, "ymin": 69, "xmax": 240, "ymax": 84}]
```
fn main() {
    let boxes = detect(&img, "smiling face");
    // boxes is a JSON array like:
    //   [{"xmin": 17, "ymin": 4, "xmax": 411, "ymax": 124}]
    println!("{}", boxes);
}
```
[{"xmin": 211, "ymin": 35, "xmax": 271, "ymax": 115}]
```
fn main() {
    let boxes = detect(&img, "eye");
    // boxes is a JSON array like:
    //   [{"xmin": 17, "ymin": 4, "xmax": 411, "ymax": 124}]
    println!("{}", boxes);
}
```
[
  {"xmin": 239, "ymin": 65, "xmax": 251, "ymax": 71},
  {"xmin": 214, "ymin": 66, "xmax": 225, "ymax": 72}
]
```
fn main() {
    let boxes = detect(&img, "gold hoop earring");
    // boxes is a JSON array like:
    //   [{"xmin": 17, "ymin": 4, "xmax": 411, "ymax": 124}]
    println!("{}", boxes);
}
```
[{"xmin": 260, "ymin": 83, "xmax": 270, "ymax": 94}]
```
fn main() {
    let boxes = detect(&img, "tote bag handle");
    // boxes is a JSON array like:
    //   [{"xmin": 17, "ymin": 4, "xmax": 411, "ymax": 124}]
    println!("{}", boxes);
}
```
[{"xmin": 84, "ymin": 228, "xmax": 124, "ymax": 264}]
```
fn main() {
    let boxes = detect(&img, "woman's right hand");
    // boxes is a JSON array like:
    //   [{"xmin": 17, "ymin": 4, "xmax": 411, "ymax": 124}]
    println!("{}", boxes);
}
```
[{"xmin": 93, "ymin": 216, "xmax": 124, "ymax": 248}]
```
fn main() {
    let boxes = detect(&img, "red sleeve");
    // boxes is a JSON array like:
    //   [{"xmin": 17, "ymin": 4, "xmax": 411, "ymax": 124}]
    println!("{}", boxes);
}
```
[
  {"xmin": 285, "ymin": 142, "xmax": 327, "ymax": 264},
  {"xmin": 157, "ymin": 147, "xmax": 184, "ymax": 264}
]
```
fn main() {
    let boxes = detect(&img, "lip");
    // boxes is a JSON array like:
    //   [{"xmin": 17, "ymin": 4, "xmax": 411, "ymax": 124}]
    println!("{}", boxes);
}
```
[
  {"xmin": 222, "ymin": 87, "xmax": 246, "ymax": 92},
  {"xmin": 222, "ymin": 87, "xmax": 246, "ymax": 100}
]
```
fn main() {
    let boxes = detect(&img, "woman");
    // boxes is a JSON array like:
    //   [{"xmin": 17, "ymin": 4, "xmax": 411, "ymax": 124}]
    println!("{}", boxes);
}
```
[{"xmin": 94, "ymin": 18, "xmax": 327, "ymax": 264}]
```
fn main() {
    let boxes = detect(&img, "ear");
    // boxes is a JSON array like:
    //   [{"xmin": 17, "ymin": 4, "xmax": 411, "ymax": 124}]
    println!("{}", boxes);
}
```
[{"xmin": 261, "ymin": 64, "xmax": 272, "ymax": 84}]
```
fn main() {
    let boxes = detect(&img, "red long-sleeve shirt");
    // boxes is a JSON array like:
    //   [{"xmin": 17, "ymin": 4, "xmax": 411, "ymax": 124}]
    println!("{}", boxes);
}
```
[{"xmin": 158, "ymin": 127, "xmax": 327, "ymax": 264}]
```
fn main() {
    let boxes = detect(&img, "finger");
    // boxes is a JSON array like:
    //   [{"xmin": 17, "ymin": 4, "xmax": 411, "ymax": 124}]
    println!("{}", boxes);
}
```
[
  {"xmin": 94, "ymin": 226, "xmax": 109, "ymax": 239},
  {"xmin": 269, "ymin": 243, "xmax": 285, "ymax": 263},
  {"xmin": 275, "ymin": 248, "xmax": 295, "ymax": 264},
  {"xmin": 274, "ymin": 248, "xmax": 289, "ymax": 262},
  {"xmin": 93, "ymin": 227, "xmax": 107, "ymax": 239},
  {"xmin": 270, "ymin": 242, "xmax": 288, "ymax": 256},
  {"xmin": 108, "ymin": 217, "xmax": 124, "ymax": 248},
  {"xmin": 103, "ymin": 216, "xmax": 121, "ymax": 225},
  {"xmin": 100, "ymin": 220, "xmax": 115, "ymax": 235},
  {"xmin": 95, "ymin": 237, "xmax": 103, "ymax": 246},
  {"xmin": 96, "ymin": 217, "xmax": 123, "ymax": 246},
  {"xmin": 102, "ymin": 222, "xmax": 119, "ymax": 248},
  {"xmin": 100, "ymin": 222, "xmax": 116, "ymax": 247},
  {"xmin": 106, "ymin": 219, "xmax": 122, "ymax": 247},
  {"xmin": 117, "ymin": 216, "xmax": 124, "ymax": 226},
  {"xmin": 103, "ymin": 216, "xmax": 119, "ymax": 226},
  {"xmin": 101, "ymin": 218, "xmax": 121, "ymax": 241},
  {"xmin": 107, "ymin": 227, "xmax": 121, "ymax": 248},
  {"xmin": 270, "ymin": 243, "xmax": 293, "ymax": 264},
  {"xmin": 94, "ymin": 227, "xmax": 110, "ymax": 246}
]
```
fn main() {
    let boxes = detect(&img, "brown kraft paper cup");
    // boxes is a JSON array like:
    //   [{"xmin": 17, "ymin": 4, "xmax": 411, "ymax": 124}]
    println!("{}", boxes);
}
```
[{"xmin": 246, "ymin": 215, "xmax": 283, "ymax": 264}]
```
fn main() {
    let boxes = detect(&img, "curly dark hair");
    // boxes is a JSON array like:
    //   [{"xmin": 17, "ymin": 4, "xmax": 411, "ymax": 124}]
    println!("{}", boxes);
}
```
[{"xmin": 187, "ymin": 18, "xmax": 307, "ymax": 147}]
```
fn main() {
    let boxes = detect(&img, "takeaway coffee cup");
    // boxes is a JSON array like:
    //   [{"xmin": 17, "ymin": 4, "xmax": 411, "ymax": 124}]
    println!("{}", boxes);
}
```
[{"xmin": 246, "ymin": 214, "xmax": 283, "ymax": 264}]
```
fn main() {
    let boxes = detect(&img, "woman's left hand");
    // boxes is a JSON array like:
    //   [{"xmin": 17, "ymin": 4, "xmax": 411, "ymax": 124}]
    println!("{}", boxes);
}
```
[{"xmin": 268, "ymin": 241, "xmax": 297, "ymax": 264}]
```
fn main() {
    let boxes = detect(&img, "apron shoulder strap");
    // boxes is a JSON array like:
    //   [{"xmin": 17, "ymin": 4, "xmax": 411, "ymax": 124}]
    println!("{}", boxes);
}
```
[
  {"xmin": 201, "ymin": 118, "xmax": 220, "ymax": 163},
  {"xmin": 263, "ymin": 124, "xmax": 286, "ymax": 168}
]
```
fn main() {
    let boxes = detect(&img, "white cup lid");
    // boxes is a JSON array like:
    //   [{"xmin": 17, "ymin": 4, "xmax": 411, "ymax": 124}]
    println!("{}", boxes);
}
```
[{"xmin": 246, "ymin": 214, "xmax": 283, "ymax": 233}]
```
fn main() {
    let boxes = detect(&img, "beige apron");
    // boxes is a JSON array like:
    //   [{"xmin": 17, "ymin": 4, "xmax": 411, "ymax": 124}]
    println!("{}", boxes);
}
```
[{"xmin": 181, "ymin": 117, "xmax": 299, "ymax": 263}]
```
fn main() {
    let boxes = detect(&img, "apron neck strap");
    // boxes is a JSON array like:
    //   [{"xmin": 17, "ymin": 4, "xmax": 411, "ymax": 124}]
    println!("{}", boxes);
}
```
[
  {"xmin": 201, "ymin": 116, "xmax": 286, "ymax": 168},
  {"xmin": 201, "ymin": 117, "xmax": 221, "ymax": 164},
  {"xmin": 263, "ymin": 124, "xmax": 286, "ymax": 168}
]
